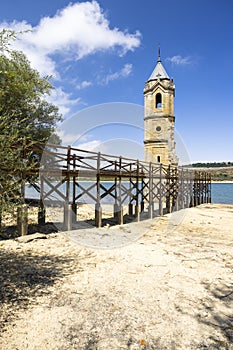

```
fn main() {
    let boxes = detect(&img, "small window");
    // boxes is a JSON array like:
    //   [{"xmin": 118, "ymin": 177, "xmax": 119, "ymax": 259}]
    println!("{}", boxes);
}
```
[
  {"xmin": 156, "ymin": 126, "xmax": 161, "ymax": 132},
  {"xmin": 156, "ymin": 93, "xmax": 162, "ymax": 108},
  {"xmin": 157, "ymin": 156, "xmax": 161, "ymax": 163}
]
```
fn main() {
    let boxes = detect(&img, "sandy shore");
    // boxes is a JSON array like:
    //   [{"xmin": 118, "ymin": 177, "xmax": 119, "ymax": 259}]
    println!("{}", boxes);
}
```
[{"xmin": 0, "ymin": 203, "xmax": 232, "ymax": 349}]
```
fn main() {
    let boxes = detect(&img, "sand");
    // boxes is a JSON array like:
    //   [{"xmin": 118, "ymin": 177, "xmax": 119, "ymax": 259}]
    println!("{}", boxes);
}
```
[{"xmin": 0, "ymin": 203, "xmax": 232, "ymax": 349}]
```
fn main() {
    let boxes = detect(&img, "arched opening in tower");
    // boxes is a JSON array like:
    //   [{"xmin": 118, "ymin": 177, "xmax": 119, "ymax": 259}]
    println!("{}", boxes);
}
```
[{"xmin": 155, "ymin": 93, "xmax": 162, "ymax": 108}]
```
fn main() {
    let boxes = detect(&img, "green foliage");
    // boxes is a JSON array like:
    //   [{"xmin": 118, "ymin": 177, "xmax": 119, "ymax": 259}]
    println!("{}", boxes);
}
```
[
  {"xmin": 183, "ymin": 161, "xmax": 233, "ymax": 181},
  {"xmin": 0, "ymin": 29, "xmax": 62, "ymax": 219},
  {"xmin": 0, "ymin": 32, "xmax": 62, "ymax": 143},
  {"xmin": 190, "ymin": 162, "xmax": 233, "ymax": 168},
  {"xmin": 211, "ymin": 169, "xmax": 233, "ymax": 182}
]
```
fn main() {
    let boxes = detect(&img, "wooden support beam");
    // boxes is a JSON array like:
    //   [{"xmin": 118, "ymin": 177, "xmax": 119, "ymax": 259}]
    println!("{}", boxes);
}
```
[
  {"xmin": 95, "ymin": 152, "xmax": 102, "ymax": 228},
  {"xmin": 72, "ymin": 203, "xmax": 77, "ymax": 224},
  {"xmin": 135, "ymin": 204, "xmax": 140, "ymax": 222},
  {"xmin": 38, "ymin": 200, "xmax": 46, "ymax": 225},
  {"xmin": 17, "ymin": 204, "xmax": 28, "ymax": 236},
  {"xmin": 114, "ymin": 203, "xmax": 119, "ymax": 220},
  {"xmin": 166, "ymin": 165, "xmax": 172, "ymax": 214},
  {"xmin": 38, "ymin": 175, "xmax": 46, "ymax": 225},
  {"xmin": 148, "ymin": 162, "xmax": 153, "ymax": 219},
  {"xmin": 159, "ymin": 163, "xmax": 164, "ymax": 216},
  {"xmin": 95, "ymin": 203, "xmax": 102, "ymax": 228},
  {"xmin": 118, "ymin": 206, "xmax": 124, "ymax": 225},
  {"xmin": 117, "ymin": 157, "xmax": 124, "ymax": 225},
  {"xmin": 128, "ymin": 203, "xmax": 133, "ymax": 216},
  {"xmin": 64, "ymin": 203, "xmax": 73, "ymax": 231},
  {"xmin": 135, "ymin": 160, "xmax": 140, "ymax": 222}
]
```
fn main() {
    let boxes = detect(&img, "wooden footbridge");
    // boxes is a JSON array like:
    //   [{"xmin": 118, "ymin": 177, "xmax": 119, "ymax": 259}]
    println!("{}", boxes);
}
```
[
  {"xmin": 17, "ymin": 142, "xmax": 211, "ymax": 235},
  {"xmin": 4, "ymin": 142, "xmax": 211, "ymax": 235}
]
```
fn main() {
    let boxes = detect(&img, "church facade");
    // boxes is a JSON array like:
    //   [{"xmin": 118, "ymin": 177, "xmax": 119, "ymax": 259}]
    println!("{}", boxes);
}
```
[{"xmin": 144, "ymin": 49, "xmax": 178, "ymax": 165}]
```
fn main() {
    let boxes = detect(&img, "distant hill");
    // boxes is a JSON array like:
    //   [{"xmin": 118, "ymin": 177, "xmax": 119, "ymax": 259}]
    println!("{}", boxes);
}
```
[
  {"xmin": 184, "ymin": 162, "xmax": 233, "ymax": 182},
  {"xmin": 190, "ymin": 162, "xmax": 233, "ymax": 168}
]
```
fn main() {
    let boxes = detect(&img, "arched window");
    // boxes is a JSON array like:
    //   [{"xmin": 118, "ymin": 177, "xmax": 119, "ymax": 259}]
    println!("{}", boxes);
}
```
[
  {"xmin": 155, "ymin": 93, "xmax": 162, "ymax": 108},
  {"xmin": 157, "ymin": 156, "xmax": 161, "ymax": 163}
]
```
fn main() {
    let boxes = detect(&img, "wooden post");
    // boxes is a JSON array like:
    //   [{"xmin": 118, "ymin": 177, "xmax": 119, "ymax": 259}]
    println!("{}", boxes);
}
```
[
  {"xmin": 175, "ymin": 169, "xmax": 180, "ymax": 211},
  {"xmin": 189, "ymin": 171, "xmax": 194, "ymax": 207},
  {"xmin": 66, "ymin": 146, "xmax": 71, "ymax": 203},
  {"xmin": 200, "ymin": 172, "xmax": 203, "ymax": 204},
  {"xmin": 166, "ymin": 165, "xmax": 172, "ymax": 214},
  {"xmin": 114, "ymin": 203, "xmax": 119, "ymax": 220},
  {"xmin": 38, "ymin": 175, "xmax": 46, "ymax": 225},
  {"xmin": 134, "ymin": 204, "xmax": 140, "ymax": 221},
  {"xmin": 64, "ymin": 146, "xmax": 72, "ymax": 230},
  {"xmin": 200, "ymin": 171, "xmax": 203, "ymax": 205},
  {"xmin": 128, "ymin": 203, "xmax": 133, "ymax": 216},
  {"xmin": 72, "ymin": 154, "xmax": 77, "ymax": 224},
  {"xmin": 196, "ymin": 172, "xmax": 199, "ymax": 205},
  {"xmin": 117, "ymin": 156, "xmax": 123, "ymax": 225},
  {"xmin": 193, "ymin": 171, "xmax": 197, "ymax": 206},
  {"xmin": 128, "ymin": 163, "xmax": 134, "ymax": 216},
  {"xmin": 202, "ymin": 172, "xmax": 205, "ymax": 204},
  {"xmin": 159, "ymin": 163, "xmax": 163, "ymax": 216},
  {"xmin": 38, "ymin": 201, "xmax": 46, "ymax": 225},
  {"xmin": 113, "ymin": 161, "xmax": 118, "ymax": 220},
  {"xmin": 185, "ymin": 169, "xmax": 188, "ymax": 208},
  {"xmin": 17, "ymin": 204, "xmax": 28, "ymax": 236},
  {"xmin": 135, "ymin": 160, "xmax": 140, "ymax": 222},
  {"xmin": 208, "ymin": 173, "xmax": 212, "ymax": 203},
  {"xmin": 64, "ymin": 203, "xmax": 72, "ymax": 231},
  {"xmin": 95, "ymin": 204, "xmax": 102, "ymax": 228},
  {"xmin": 180, "ymin": 168, "xmax": 184, "ymax": 209},
  {"xmin": 18, "ymin": 138, "xmax": 28, "ymax": 236},
  {"xmin": 95, "ymin": 152, "xmax": 102, "ymax": 228},
  {"xmin": 171, "ymin": 167, "xmax": 178, "ymax": 210},
  {"xmin": 175, "ymin": 189, "xmax": 179, "ymax": 211},
  {"xmin": 141, "ymin": 176, "xmax": 144, "ymax": 213},
  {"xmin": 72, "ymin": 203, "xmax": 77, "ymax": 224},
  {"xmin": 63, "ymin": 146, "xmax": 72, "ymax": 227},
  {"xmin": 148, "ymin": 162, "xmax": 153, "ymax": 219},
  {"xmin": 0, "ymin": 206, "xmax": 2, "ymax": 232},
  {"xmin": 203, "ymin": 172, "xmax": 207, "ymax": 204},
  {"xmin": 118, "ymin": 206, "xmax": 124, "ymax": 225},
  {"xmin": 140, "ymin": 199, "xmax": 144, "ymax": 213}
]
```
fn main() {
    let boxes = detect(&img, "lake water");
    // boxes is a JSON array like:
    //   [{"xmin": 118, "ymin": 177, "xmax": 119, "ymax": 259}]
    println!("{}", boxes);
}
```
[
  {"xmin": 25, "ymin": 182, "xmax": 233, "ymax": 205},
  {"xmin": 211, "ymin": 183, "xmax": 233, "ymax": 204}
]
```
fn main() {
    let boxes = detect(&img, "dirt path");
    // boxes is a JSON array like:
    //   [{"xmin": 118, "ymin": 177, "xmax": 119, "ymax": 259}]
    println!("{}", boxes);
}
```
[{"xmin": 0, "ymin": 204, "xmax": 232, "ymax": 349}]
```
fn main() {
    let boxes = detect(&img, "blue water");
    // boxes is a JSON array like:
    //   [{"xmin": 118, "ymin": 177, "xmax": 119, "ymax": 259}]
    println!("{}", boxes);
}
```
[
  {"xmin": 211, "ymin": 183, "xmax": 233, "ymax": 204},
  {"xmin": 25, "ymin": 182, "xmax": 233, "ymax": 205}
]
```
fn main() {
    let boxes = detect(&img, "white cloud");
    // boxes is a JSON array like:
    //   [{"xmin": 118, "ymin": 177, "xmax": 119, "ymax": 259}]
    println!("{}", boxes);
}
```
[
  {"xmin": 76, "ymin": 81, "xmax": 92, "ymax": 90},
  {"xmin": 56, "ymin": 130, "xmax": 88, "ymax": 145},
  {"xmin": 0, "ymin": 20, "xmax": 59, "ymax": 78},
  {"xmin": 0, "ymin": 2, "xmax": 141, "ymax": 116},
  {"xmin": 46, "ymin": 87, "xmax": 82, "ymax": 116},
  {"xmin": 75, "ymin": 140, "xmax": 103, "ymax": 152},
  {"xmin": 166, "ymin": 55, "xmax": 192, "ymax": 66},
  {"xmin": 102, "ymin": 63, "xmax": 133, "ymax": 85},
  {"xmin": 0, "ymin": 1, "xmax": 141, "ymax": 78}
]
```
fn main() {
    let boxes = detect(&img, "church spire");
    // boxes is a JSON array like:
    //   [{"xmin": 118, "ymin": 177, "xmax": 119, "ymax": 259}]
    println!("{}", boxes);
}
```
[{"xmin": 147, "ymin": 46, "xmax": 170, "ymax": 81}]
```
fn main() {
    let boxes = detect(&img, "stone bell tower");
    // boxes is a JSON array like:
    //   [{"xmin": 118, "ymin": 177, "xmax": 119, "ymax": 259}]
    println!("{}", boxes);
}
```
[{"xmin": 144, "ymin": 48, "xmax": 178, "ymax": 165}]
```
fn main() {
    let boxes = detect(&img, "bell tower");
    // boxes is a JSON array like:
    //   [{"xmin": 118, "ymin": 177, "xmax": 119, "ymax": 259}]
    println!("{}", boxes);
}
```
[{"xmin": 144, "ymin": 48, "xmax": 178, "ymax": 165}]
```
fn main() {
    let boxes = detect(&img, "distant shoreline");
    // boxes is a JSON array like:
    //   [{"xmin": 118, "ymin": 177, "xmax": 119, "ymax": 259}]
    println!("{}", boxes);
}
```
[{"xmin": 211, "ymin": 181, "xmax": 233, "ymax": 184}]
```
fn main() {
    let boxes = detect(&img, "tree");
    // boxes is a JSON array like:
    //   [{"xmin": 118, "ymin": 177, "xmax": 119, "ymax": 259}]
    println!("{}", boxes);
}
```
[
  {"xmin": 0, "ymin": 29, "xmax": 62, "ymax": 143},
  {"xmin": 0, "ymin": 29, "xmax": 62, "ymax": 224}
]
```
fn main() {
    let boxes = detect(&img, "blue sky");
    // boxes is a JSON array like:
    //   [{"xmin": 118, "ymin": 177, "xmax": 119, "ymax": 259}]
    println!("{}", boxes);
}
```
[{"xmin": 0, "ymin": 0, "xmax": 233, "ymax": 163}]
